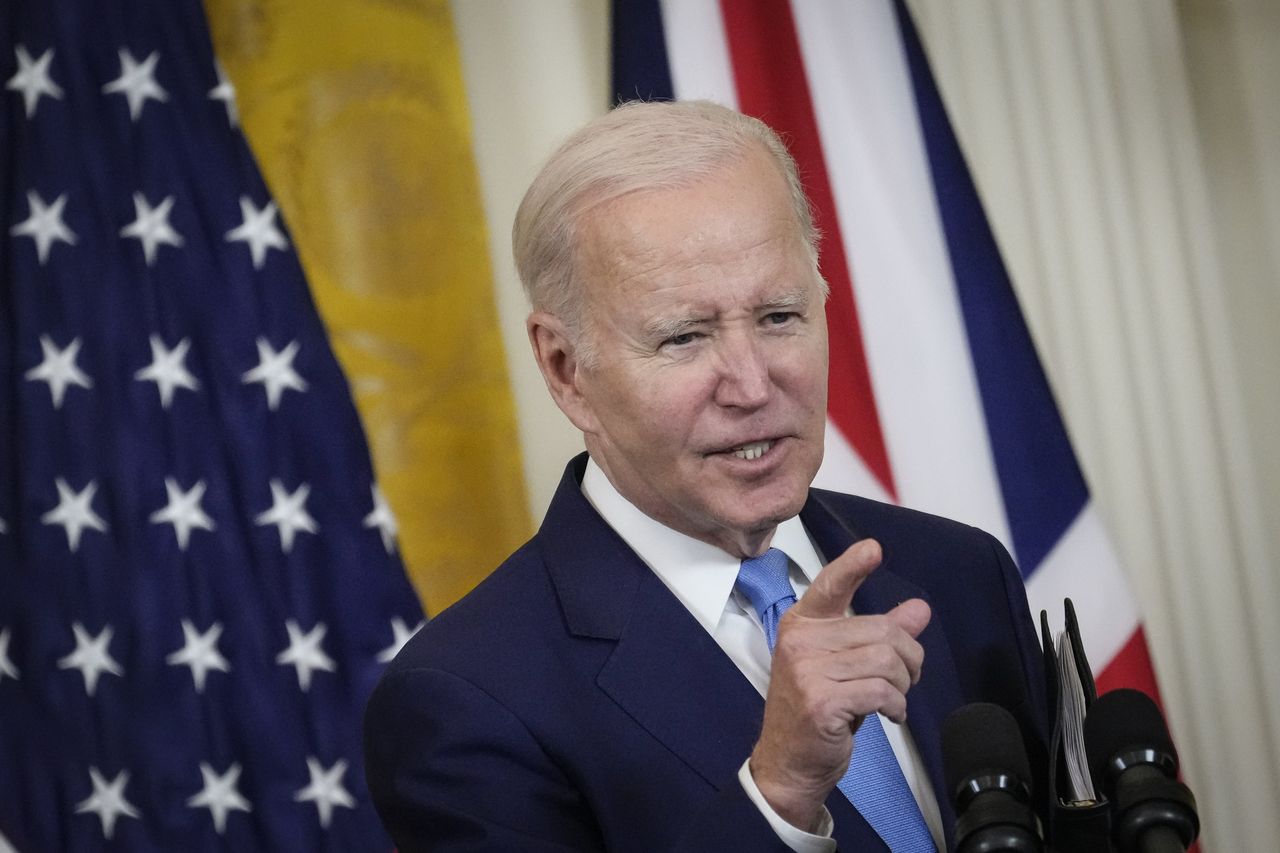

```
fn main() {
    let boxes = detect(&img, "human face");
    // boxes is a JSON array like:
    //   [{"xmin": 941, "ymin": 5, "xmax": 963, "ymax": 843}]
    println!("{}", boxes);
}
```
[{"xmin": 561, "ymin": 149, "xmax": 828, "ymax": 557}]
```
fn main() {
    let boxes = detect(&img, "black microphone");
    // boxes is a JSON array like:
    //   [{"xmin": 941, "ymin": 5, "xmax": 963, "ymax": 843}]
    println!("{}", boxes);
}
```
[
  {"xmin": 1083, "ymin": 689, "xmax": 1199, "ymax": 853},
  {"xmin": 943, "ymin": 702, "xmax": 1043, "ymax": 852}
]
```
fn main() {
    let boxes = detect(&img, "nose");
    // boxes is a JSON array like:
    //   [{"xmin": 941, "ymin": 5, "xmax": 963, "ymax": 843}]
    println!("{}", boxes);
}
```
[{"xmin": 713, "ymin": 333, "xmax": 772, "ymax": 410}]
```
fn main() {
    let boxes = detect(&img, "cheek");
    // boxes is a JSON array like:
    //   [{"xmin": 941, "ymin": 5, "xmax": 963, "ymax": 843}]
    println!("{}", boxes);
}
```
[
  {"xmin": 642, "ymin": 388, "xmax": 705, "ymax": 443},
  {"xmin": 627, "ymin": 381, "xmax": 718, "ymax": 464},
  {"xmin": 799, "ymin": 340, "xmax": 830, "ymax": 401},
  {"xmin": 592, "ymin": 367, "xmax": 699, "ymax": 444},
  {"xmin": 775, "ymin": 347, "xmax": 828, "ymax": 401}
]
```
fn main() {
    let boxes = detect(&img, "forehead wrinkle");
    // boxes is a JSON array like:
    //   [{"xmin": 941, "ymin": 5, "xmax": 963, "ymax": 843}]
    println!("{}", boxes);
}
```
[
  {"xmin": 594, "ymin": 198, "xmax": 802, "ymax": 277},
  {"xmin": 576, "ymin": 225, "xmax": 698, "ymax": 307},
  {"xmin": 604, "ymin": 239, "xmax": 810, "ymax": 318}
]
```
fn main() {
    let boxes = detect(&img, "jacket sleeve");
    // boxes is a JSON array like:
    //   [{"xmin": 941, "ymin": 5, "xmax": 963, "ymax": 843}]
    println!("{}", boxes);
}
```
[{"xmin": 363, "ymin": 666, "xmax": 794, "ymax": 853}]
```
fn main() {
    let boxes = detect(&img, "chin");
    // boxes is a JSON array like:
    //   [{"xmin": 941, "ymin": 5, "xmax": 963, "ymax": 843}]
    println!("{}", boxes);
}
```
[{"xmin": 722, "ymin": 489, "xmax": 808, "ymax": 533}]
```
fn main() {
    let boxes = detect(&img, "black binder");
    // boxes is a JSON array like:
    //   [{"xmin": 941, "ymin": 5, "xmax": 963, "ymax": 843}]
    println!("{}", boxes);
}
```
[{"xmin": 1041, "ymin": 599, "xmax": 1113, "ymax": 852}]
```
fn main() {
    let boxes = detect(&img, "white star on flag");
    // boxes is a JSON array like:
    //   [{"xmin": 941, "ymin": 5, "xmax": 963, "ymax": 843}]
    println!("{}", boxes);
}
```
[
  {"xmin": 275, "ymin": 620, "xmax": 335, "ymax": 692},
  {"xmin": 6, "ymin": 45, "xmax": 63, "ymax": 118},
  {"xmin": 254, "ymin": 479, "xmax": 318, "ymax": 553},
  {"xmin": 101, "ymin": 48, "xmax": 168, "ymax": 121},
  {"xmin": 75, "ymin": 767, "xmax": 140, "ymax": 840},
  {"xmin": 9, "ymin": 190, "xmax": 76, "ymax": 265},
  {"xmin": 376, "ymin": 617, "xmax": 424, "ymax": 664},
  {"xmin": 363, "ymin": 484, "xmax": 398, "ymax": 554},
  {"xmin": 208, "ymin": 62, "xmax": 238, "ymax": 128},
  {"xmin": 119, "ymin": 192, "xmax": 184, "ymax": 266},
  {"xmin": 134, "ymin": 335, "xmax": 199, "ymax": 408},
  {"xmin": 165, "ymin": 620, "xmax": 230, "ymax": 693},
  {"xmin": 293, "ymin": 757, "xmax": 355, "ymax": 829},
  {"xmin": 149, "ymin": 477, "xmax": 215, "ymax": 551},
  {"xmin": 0, "ymin": 628, "xmax": 19, "ymax": 683},
  {"xmin": 57, "ymin": 623, "xmax": 123, "ymax": 697},
  {"xmin": 186, "ymin": 762, "xmax": 252, "ymax": 834},
  {"xmin": 25, "ymin": 334, "xmax": 92, "ymax": 408},
  {"xmin": 241, "ymin": 338, "xmax": 308, "ymax": 411},
  {"xmin": 224, "ymin": 196, "xmax": 288, "ymax": 269},
  {"xmin": 40, "ymin": 477, "xmax": 108, "ymax": 552}
]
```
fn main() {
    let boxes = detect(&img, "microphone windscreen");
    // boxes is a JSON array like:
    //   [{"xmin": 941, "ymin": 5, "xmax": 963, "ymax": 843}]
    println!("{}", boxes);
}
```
[
  {"xmin": 1083, "ymin": 688, "xmax": 1177, "ymax": 783},
  {"xmin": 942, "ymin": 702, "xmax": 1032, "ymax": 797}
]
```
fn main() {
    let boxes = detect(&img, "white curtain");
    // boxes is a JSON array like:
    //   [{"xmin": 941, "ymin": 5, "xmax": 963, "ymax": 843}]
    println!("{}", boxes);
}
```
[
  {"xmin": 453, "ymin": 1, "xmax": 1280, "ymax": 848},
  {"xmin": 911, "ymin": 2, "xmax": 1278, "ymax": 849}
]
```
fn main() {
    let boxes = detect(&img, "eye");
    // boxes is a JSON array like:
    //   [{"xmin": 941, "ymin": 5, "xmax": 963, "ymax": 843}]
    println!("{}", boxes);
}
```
[
  {"xmin": 763, "ymin": 311, "xmax": 797, "ymax": 326},
  {"xmin": 663, "ymin": 331, "xmax": 701, "ymax": 348}
]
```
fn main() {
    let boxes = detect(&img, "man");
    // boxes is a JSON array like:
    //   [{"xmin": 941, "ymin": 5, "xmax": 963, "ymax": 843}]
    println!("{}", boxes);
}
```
[{"xmin": 364, "ymin": 101, "xmax": 1046, "ymax": 852}]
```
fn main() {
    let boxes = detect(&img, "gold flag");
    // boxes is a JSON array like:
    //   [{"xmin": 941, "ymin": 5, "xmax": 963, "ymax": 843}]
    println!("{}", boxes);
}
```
[{"xmin": 204, "ymin": 0, "xmax": 531, "ymax": 612}]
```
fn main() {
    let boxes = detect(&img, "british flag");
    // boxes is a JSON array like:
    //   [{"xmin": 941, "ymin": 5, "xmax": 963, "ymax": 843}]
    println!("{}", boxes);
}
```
[{"xmin": 612, "ymin": 0, "xmax": 1161, "ymax": 701}]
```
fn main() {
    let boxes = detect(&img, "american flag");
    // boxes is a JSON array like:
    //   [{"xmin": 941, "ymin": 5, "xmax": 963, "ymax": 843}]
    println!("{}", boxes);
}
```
[{"xmin": 1, "ymin": 1, "xmax": 424, "ymax": 849}]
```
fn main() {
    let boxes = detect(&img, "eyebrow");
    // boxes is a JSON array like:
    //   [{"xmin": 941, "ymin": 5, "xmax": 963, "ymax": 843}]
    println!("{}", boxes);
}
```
[
  {"xmin": 644, "ymin": 315, "xmax": 706, "ymax": 341},
  {"xmin": 760, "ymin": 289, "xmax": 811, "ymax": 312}
]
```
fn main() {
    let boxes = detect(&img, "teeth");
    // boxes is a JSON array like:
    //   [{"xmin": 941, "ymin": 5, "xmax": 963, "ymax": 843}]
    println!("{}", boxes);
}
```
[{"xmin": 733, "ymin": 441, "xmax": 772, "ymax": 460}]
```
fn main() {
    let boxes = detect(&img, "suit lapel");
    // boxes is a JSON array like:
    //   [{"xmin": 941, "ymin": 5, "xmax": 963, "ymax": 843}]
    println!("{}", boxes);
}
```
[
  {"xmin": 597, "ymin": 569, "xmax": 766, "ymax": 788},
  {"xmin": 539, "ymin": 456, "xmax": 764, "ymax": 789}
]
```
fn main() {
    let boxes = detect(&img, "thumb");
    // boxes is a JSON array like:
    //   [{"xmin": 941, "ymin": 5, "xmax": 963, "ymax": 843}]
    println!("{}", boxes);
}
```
[
  {"xmin": 792, "ymin": 538, "xmax": 881, "ymax": 619},
  {"xmin": 887, "ymin": 597, "xmax": 932, "ymax": 639}
]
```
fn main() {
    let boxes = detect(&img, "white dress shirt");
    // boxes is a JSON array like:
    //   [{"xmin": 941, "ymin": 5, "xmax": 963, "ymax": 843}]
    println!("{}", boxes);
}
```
[{"xmin": 581, "ymin": 459, "xmax": 943, "ymax": 852}]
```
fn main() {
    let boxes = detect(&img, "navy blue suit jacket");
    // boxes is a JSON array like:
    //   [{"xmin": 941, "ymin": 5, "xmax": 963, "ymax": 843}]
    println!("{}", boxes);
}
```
[{"xmin": 364, "ymin": 455, "xmax": 1047, "ymax": 851}]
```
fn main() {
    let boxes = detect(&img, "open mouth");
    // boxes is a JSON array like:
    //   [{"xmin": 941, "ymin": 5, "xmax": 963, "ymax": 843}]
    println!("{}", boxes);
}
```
[{"xmin": 730, "ymin": 440, "xmax": 773, "ymax": 461}]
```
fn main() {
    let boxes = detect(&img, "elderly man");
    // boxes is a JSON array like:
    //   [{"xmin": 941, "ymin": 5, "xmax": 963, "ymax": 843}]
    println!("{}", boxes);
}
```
[{"xmin": 364, "ymin": 101, "xmax": 1046, "ymax": 852}]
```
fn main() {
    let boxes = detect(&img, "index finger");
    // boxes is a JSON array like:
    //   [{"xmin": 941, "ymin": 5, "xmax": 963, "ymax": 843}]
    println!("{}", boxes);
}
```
[{"xmin": 791, "ymin": 538, "xmax": 881, "ymax": 620}]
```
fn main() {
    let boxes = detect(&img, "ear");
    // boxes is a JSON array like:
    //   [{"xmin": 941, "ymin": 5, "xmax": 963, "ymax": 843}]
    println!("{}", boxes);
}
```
[{"xmin": 527, "ymin": 311, "xmax": 599, "ymax": 435}]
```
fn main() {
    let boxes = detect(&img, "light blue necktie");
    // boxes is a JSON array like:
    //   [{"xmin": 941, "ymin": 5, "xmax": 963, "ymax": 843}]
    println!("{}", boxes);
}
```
[{"xmin": 737, "ymin": 548, "xmax": 935, "ymax": 852}]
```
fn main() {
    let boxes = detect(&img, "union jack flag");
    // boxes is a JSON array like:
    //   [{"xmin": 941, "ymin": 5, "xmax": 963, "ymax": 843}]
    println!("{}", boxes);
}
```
[{"xmin": 612, "ymin": 0, "xmax": 1161, "ymax": 708}]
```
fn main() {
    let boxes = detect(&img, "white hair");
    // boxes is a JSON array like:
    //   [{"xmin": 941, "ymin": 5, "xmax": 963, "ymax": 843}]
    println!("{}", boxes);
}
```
[{"xmin": 512, "ymin": 100, "xmax": 821, "ymax": 362}]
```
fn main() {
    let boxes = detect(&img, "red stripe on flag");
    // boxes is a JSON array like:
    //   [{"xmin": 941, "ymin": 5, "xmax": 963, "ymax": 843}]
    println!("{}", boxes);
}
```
[
  {"xmin": 1096, "ymin": 626, "xmax": 1164, "ymax": 711},
  {"xmin": 718, "ymin": 0, "xmax": 896, "ymax": 500}
]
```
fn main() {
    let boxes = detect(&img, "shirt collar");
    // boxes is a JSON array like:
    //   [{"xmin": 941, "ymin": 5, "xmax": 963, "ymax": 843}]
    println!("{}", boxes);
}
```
[{"xmin": 580, "ymin": 457, "xmax": 824, "ymax": 635}]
